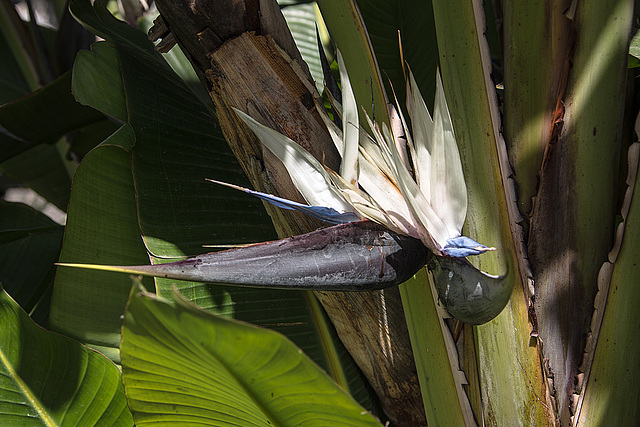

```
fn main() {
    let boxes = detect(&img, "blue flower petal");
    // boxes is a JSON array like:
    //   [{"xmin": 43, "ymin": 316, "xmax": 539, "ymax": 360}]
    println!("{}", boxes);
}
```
[
  {"xmin": 443, "ymin": 236, "xmax": 495, "ymax": 257},
  {"xmin": 209, "ymin": 179, "xmax": 360, "ymax": 225},
  {"xmin": 243, "ymin": 188, "xmax": 360, "ymax": 224}
]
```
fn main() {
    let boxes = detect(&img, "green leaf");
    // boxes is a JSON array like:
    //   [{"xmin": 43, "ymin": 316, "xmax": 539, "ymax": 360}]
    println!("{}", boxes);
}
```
[
  {"xmin": 121, "ymin": 283, "xmax": 382, "ymax": 426},
  {"xmin": 50, "ymin": 139, "xmax": 152, "ymax": 363},
  {"xmin": 502, "ymin": 0, "xmax": 573, "ymax": 215},
  {"xmin": 0, "ymin": 27, "xmax": 31, "ymax": 103},
  {"xmin": 72, "ymin": 41, "xmax": 127, "ymax": 121},
  {"xmin": 280, "ymin": 1, "xmax": 325, "ymax": 93},
  {"xmin": 0, "ymin": 201, "xmax": 63, "ymax": 326},
  {"xmin": 0, "ymin": 3, "xmax": 39, "ymax": 92},
  {"xmin": 524, "ymin": 1, "xmax": 633, "ymax": 422},
  {"xmin": 574, "ymin": 142, "xmax": 640, "ymax": 425},
  {"xmin": 316, "ymin": 0, "xmax": 389, "ymax": 128},
  {"xmin": 0, "ymin": 71, "xmax": 107, "ymax": 162},
  {"xmin": 399, "ymin": 269, "xmax": 473, "ymax": 426},
  {"xmin": 71, "ymin": 2, "xmax": 276, "ymax": 256},
  {"xmin": 0, "ymin": 143, "xmax": 71, "ymax": 211},
  {"xmin": 0, "ymin": 284, "xmax": 133, "ymax": 426}
]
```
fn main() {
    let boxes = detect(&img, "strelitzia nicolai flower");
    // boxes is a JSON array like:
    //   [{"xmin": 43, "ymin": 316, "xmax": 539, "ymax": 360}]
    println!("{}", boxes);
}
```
[
  {"xmin": 230, "ymin": 51, "xmax": 494, "ymax": 258},
  {"xmin": 57, "ymin": 52, "xmax": 509, "ymax": 323}
]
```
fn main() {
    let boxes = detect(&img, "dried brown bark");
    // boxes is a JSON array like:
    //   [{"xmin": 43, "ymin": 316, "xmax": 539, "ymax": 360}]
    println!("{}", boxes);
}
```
[{"xmin": 151, "ymin": 1, "xmax": 426, "ymax": 425}]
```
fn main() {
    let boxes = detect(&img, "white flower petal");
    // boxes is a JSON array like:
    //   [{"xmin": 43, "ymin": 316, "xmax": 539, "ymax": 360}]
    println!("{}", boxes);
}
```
[
  {"xmin": 234, "ymin": 108, "xmax": 355, "ymax": 215},
  {"xmin": 406, "ymin": 68, "xmax": 434, "ymax": 202},
  {"xmin": 388, "ymin": 144, "xmax": 448, "ymax": 252},
  {"xmin": 355, "ymin": 157, "xmax": 420, "ymax": 238},
  {"xmin": 406, "ymin": 68, "xmax": 467, "ymax": 238},
  {"xmin": 327, "ymin": 169, "xmax": 391, "ymax": 225},
  {"xmin": 387, "ymin": 102, "xmax": 412, "ymax": 172},
  {"xmin": 431, "ymin": 70, "xmax": 467, "ymax": 234},
  {"xmin": 318, "ymin": 106, "xmax": 344, "ymax": 156},
  {"xmin": 361, "ymin": 110, "xmax": 446, "ymax": 251},
  {"xmin": 336, "ymin": 50, "xmax": 359, "ymax": 185},
  {"xmin": 320, "ymin": 103, "xmax": 418, "ymax": 237}
]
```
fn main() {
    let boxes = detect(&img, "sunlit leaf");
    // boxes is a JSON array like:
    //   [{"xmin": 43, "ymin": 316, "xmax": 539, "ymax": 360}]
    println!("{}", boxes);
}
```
[
  {"xmin": 121, "ymin": 283, "xmax": 382, "ymax": 426},
  {"xmin": 0, "ymin": 284, "xmax": 133, "ymax": 426}
]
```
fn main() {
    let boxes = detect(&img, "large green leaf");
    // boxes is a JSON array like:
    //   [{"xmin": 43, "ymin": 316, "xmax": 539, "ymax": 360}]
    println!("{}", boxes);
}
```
[
  {"xmin": 0, "ymin": 3, "xmax": 39, "ymax": 93},
  {"xmin": 69, "ymin": 0, "xmax": 274, "ymax": 257},
  {"xmin": 398, "ymin": 269, "xmax": 473, "ymax": 426},
  {"xmin": 121, "ymin": 283, "xmax": 382, "ymax": 426},
  {"xmin": 0, "ymin": 201, "xmax": 63, "ymax": 326},
  {"xmin": 0, "ymin": 6, "xmax": 91, "ymax": 210},
  {"xmin": 525, "ymin": 1, "xmax": 632, "ymax": 422},
  {"xmin": 319, "ymin": 0, "xmax": 439, "ymax": 114},
  {"xmin": 72, "ymin": 41, "xmax": 127, "ymax": 122},
  {"xmin": 501, "ymin": 1, "xmax": 573, "ymax": 215},
  {"xmin": 50, "ymin": 139, "xmax": 152, "ymax": 363},
  {"xmin": 0, "ymin": 284, "xmax": 133, "ymax": 426}
]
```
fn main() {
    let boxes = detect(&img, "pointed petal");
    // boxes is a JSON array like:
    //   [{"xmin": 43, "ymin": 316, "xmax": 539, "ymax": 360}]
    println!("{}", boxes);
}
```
[
  {"xmin": 336, "ymin": 50, "xmax": 359, "ymax": 185},
  {"xmin": 406, "ymin": 67, "xmax": 434, "ymax": 201},
  {"xmin": 379, "ymin": 120, "xmax": 449, "ymax": 251},
  {"xmin": 405, "ymin": 68, "xmax": 467, "ymax": 238},
  {"xmin": 388, "ymin": 143, "xmax": 448, "ymax": 252},
  {"xmin": 318, "ymin": 105, "xmax": 344, "ymax": 156},
  {"xmin": 359, "ymin": 107, "xmax": 446, "ymax": 250},
  {"xmin": 387, "ymin": 102, "xmax": 412, "ymax": 172},
  {"xmin": 234, "ymin": 108, "xmax": 355, "ymax": 215},
  {"xmin": 388, "ymin": 80, "xmax": 416, "ymax": 169},
  {"xmin": 320, "ymin": 109, "xmax": 420, "ymax": 237},
  {"xmin": 431, "ymin": 70, "xmax": 468, "ymax": 234},
  {"xmin": 362, "ymin": 112, "xmax": 401, "ymax": 177},
  {"xmin": 207, "ymin": 179, "xmax": 360, "ymax": 224},
  {"xmin": 355, "ymin": 158, "xmax": 421, "ymax": 238},
  {"xmin": 443, "ymin": 236, "xmax": 496, "ymax": 257}
]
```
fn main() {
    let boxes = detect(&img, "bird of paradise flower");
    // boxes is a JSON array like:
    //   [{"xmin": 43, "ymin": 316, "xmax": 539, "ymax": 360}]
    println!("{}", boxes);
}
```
[
  {"xmin": 226, "ymin": 50, "xmax": 494, "ymax": 258},
  {"xmin": 59, "ymin": 51, "xmax": 512, "ymax": 324}
]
